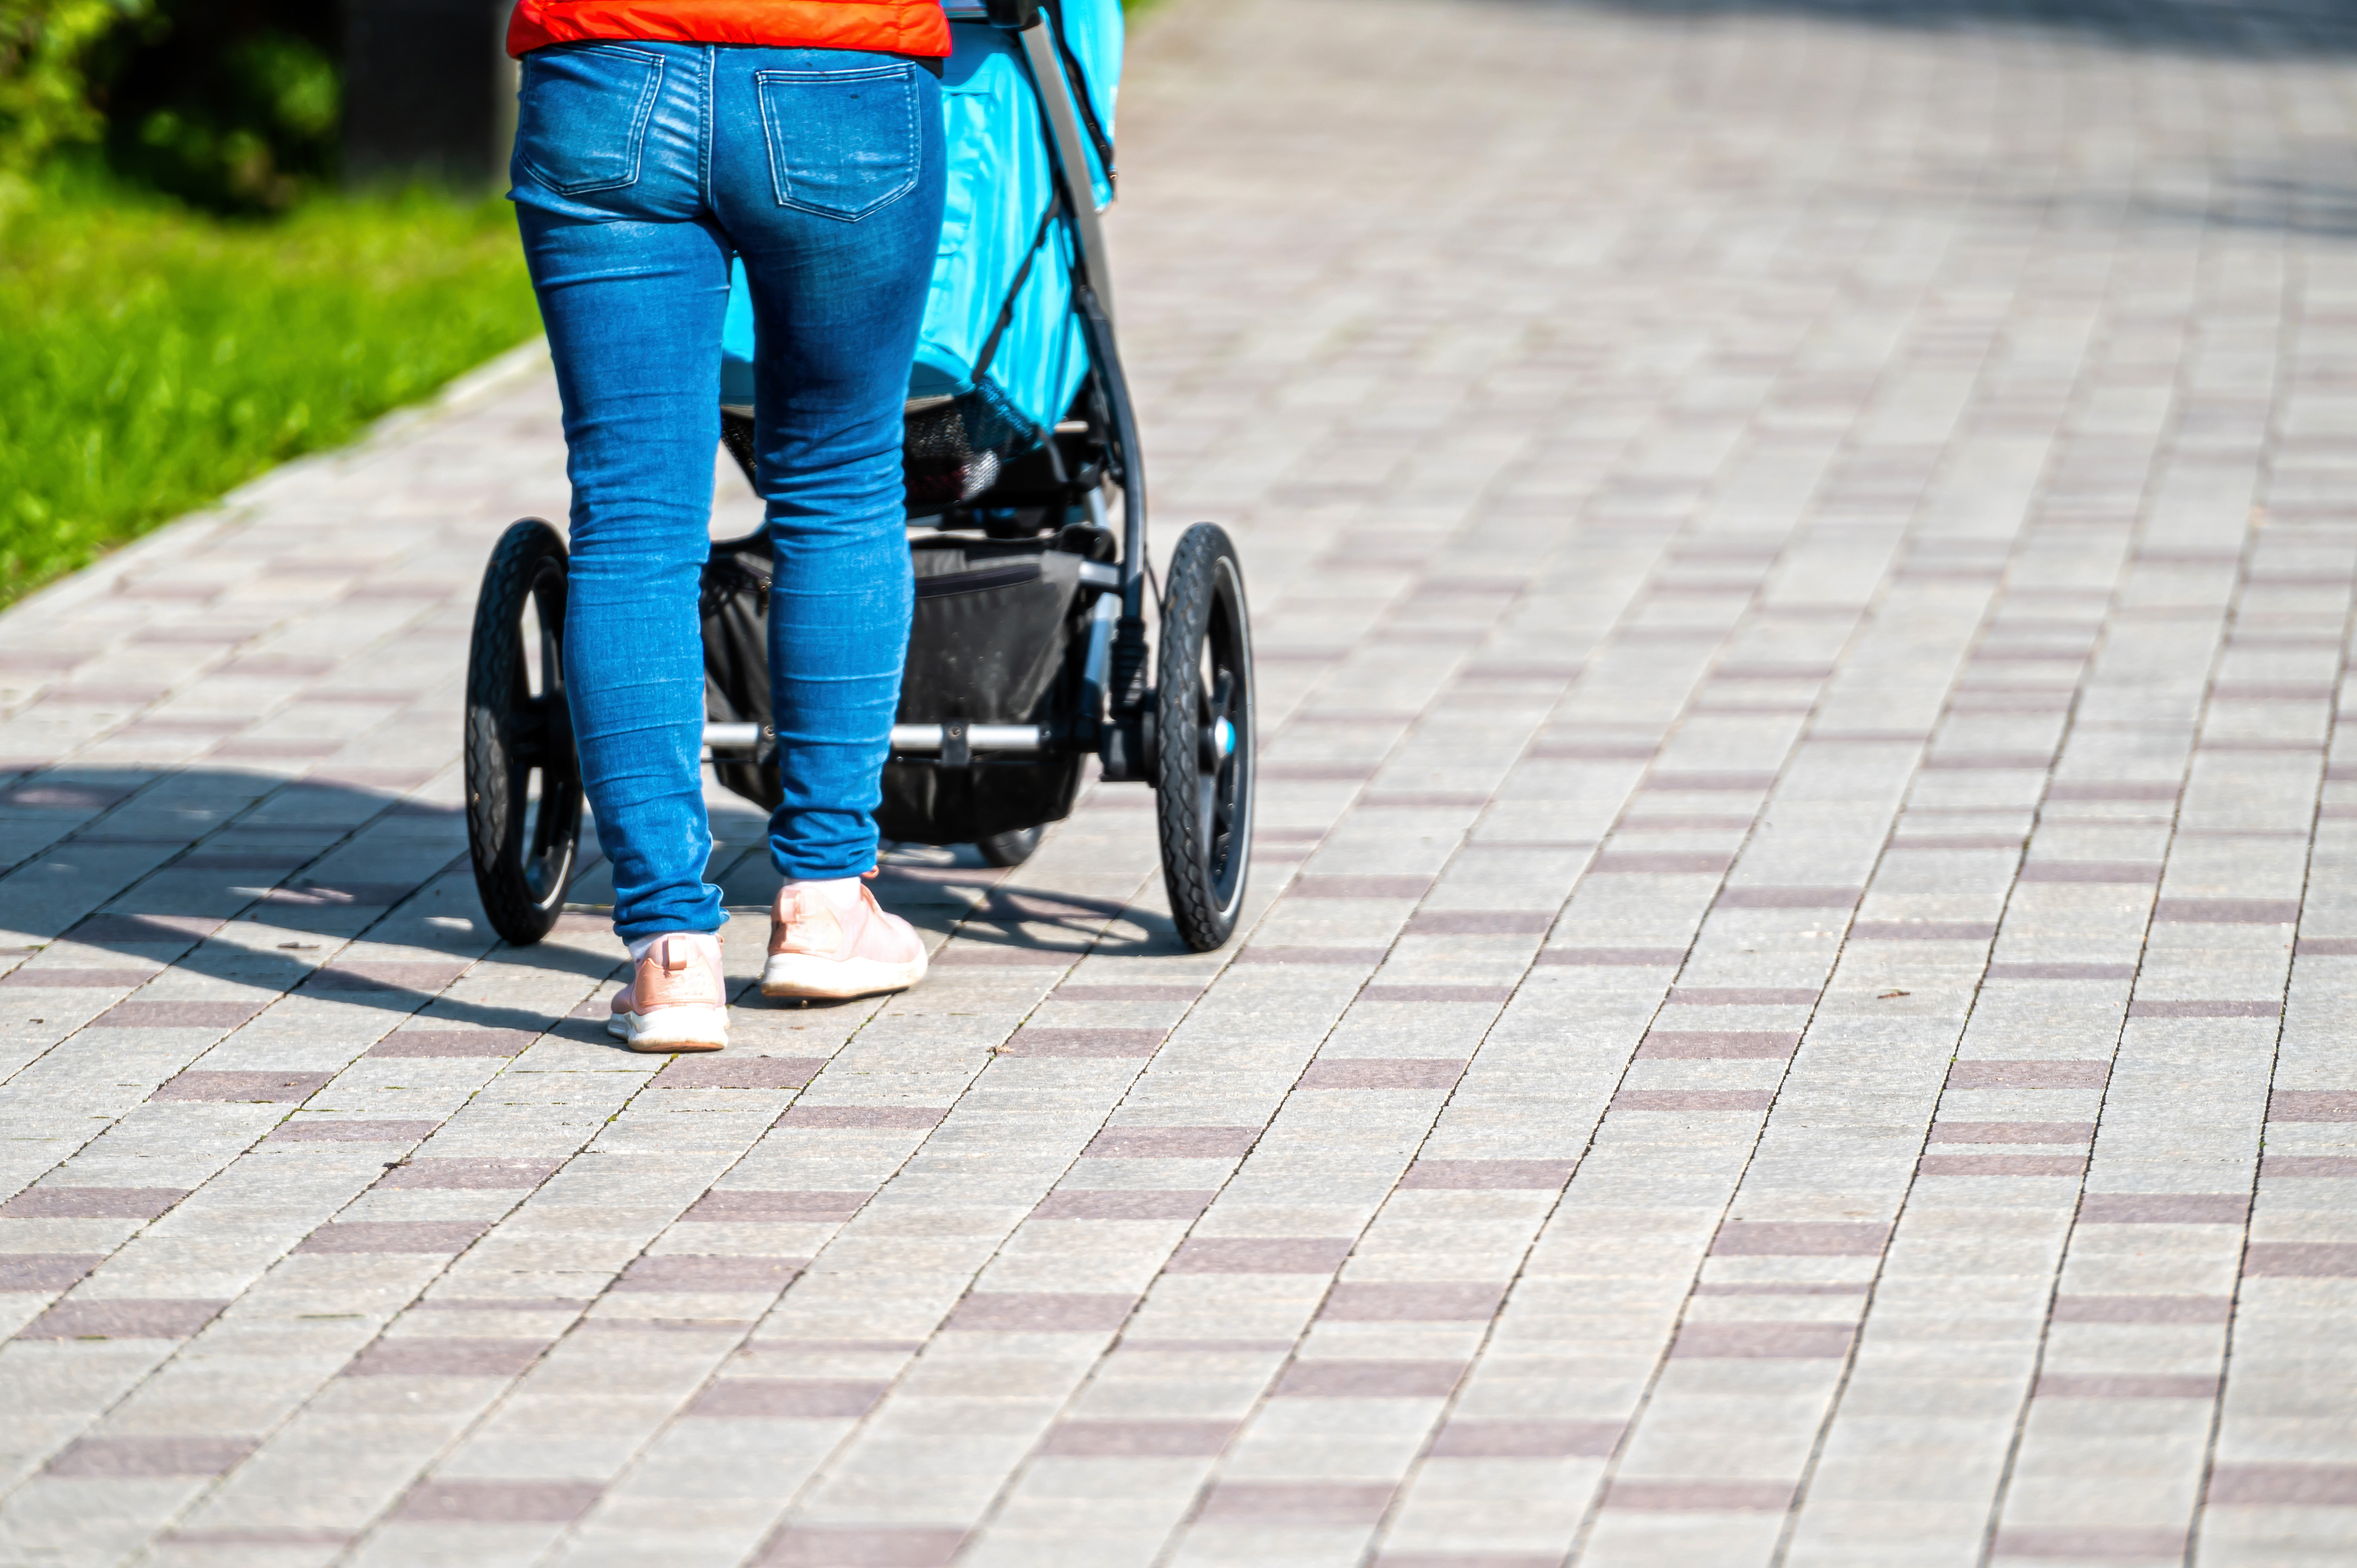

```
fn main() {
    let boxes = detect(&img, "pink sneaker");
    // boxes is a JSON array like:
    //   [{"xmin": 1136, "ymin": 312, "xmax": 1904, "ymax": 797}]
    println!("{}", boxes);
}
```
[
  {"xmin": 761, "ymin": 878, "xmax": 928, "ymax": 1000},
  {"xmin": 607, "ymin": 933, "xmax": 729, "ymax": 1052}
]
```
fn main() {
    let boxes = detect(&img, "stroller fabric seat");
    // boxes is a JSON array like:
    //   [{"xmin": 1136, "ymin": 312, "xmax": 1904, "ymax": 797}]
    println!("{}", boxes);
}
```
[{"xmin": 719, "ymin": 0, "xmax": 1121, "ymax": 449}]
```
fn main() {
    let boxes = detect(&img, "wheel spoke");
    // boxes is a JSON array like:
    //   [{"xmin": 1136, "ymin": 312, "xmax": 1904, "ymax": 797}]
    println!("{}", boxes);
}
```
[{"xmin": 509, "ymin": 697, "xmax": 550, "ymax": 764}]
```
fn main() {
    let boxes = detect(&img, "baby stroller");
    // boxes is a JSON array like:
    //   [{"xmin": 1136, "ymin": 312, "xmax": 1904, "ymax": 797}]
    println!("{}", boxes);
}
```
[{"xmin": 460, "ymin": 0, "xmax": 1255, "ymax": 955}]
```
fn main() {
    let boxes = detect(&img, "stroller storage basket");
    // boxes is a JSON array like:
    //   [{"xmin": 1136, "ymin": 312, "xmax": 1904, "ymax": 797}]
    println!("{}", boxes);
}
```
[
  {"xmin": 697, "ymin": 537, "xmax": 778, "ymax": 811},
  {"xmin": 883, "ymin": 539, "xmax": 1092, "ymax": 843},
  {"xmin": 696, "ymin": 534, "xmax": 1095, "ymax": 846}
]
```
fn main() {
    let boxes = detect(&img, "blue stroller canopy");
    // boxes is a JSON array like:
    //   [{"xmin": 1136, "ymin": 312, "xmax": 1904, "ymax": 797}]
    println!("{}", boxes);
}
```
[{"xmin": 720, "ymin": 0, "xmax": 1123, "ymax": 439}]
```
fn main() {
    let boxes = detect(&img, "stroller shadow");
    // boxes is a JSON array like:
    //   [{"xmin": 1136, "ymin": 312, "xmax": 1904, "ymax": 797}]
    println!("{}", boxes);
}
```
[
  {"xmin": 869, "ymin": 844, "xmax": 1198, "ymax": 963},
  {"xmin": 705, "ymin": 798, "xmax": 1195, "ymax": 964}
]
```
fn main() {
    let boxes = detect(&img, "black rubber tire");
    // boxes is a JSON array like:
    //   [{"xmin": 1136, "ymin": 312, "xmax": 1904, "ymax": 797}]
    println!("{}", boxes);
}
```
[
  {"xmin": 464, "ymin": 519, "xmax": 583, "ymax": 946},
  {"xmin": 977, "ymin": 826, "xmax": 1046, "ymax": 868},
  {"xmin": 1153, "ymin": 523, "xmax": 1254, "ymax": 952}
]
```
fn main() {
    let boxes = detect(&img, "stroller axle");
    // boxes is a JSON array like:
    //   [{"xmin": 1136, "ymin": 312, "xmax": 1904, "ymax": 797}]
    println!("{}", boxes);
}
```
[{"xmin": 704, "ymin": 722, "xmax": 1055, "ymax": 758}]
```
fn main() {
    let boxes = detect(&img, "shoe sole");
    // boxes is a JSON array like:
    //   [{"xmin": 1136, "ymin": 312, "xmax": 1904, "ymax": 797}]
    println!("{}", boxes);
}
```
[
  {"xmin": 759, "ymin": 950, "xmax": 928, "ymax": 1001},
  {"xmin": 606, "ymin": 1004, "xmax": 729, "ymax": 1053}
]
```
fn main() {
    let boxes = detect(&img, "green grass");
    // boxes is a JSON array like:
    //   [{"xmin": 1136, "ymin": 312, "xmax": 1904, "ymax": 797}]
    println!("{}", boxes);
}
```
[{"xmin": 0, "ymin": 177, "xmax": 542, "ymax": 605}]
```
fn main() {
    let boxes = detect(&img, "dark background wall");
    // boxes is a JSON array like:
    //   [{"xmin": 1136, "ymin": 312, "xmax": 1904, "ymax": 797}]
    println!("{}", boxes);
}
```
[
  {"xmin": 343, "ymin": 0, "xmax": 513, "ymax": 185},
  {"xmin": 77, "ymin": 0, "xmax": 514, "ymax": 208}
]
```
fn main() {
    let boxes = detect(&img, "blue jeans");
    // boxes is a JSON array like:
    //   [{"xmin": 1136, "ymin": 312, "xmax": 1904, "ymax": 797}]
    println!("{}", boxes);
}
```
[{"xmin": 510, "ymin": 42, "xmax": 945, "ymax": 942}]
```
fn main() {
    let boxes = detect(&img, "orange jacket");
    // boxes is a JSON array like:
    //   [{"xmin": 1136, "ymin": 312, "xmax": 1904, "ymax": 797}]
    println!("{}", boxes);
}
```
[{"xmin": 507, "ymin": 0, "xmax": 950, "ymax": 59}]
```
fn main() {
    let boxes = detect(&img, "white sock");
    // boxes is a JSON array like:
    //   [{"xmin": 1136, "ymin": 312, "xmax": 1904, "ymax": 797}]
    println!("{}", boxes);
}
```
[
  {"xmin": 781, "ymin": 877, "xmax": 865, "ymax": 912},
  {"xmin": 628, "ymin": 931, "xmax": 719, "ymax": 965}
]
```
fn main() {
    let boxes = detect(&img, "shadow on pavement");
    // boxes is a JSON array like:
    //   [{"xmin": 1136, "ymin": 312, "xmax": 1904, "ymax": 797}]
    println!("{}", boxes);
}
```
[
  {"xmin": 5, "ymin": 769, "xmax": 1185, "ymax": 1039},
  {"xmin": 6, "ymin": 769, "xmax": 602, "ymax": 1036}
]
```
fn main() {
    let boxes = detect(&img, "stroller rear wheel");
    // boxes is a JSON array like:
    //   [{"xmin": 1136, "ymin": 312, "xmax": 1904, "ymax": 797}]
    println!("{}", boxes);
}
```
[
  {"xmin": 1154, "ymin": 523, "xmax": 1254, "ymax": 952},
  {"xmin": 977, "ymin": 826, "xmax": 1046, "ymax": 867},
  {"xmin": 465, "ymin": 519, "xmax": 584, "ymax": 946}
]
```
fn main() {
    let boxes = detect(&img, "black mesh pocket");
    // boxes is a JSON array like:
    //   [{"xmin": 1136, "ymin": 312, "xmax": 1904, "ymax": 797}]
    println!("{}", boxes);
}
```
[
  {"xmin": 875, "ymin": 540, "xmax": 1091, "ymax": 845},
  {"xmin": 903, "ymin": 378, "xmax": 1043, "ymax": 510},
  {"xmin": 699, "ymin": 541, "xmax": 781, "ymax": 810}
]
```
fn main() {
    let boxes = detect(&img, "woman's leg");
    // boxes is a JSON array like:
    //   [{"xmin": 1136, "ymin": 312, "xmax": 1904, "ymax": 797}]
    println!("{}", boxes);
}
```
[
  {"xmin": 519, "ymin": 207, "xmax": 732, "ymax": 943},
  {"xmin": 510, "ymin": 44, "xmax": 731, "ymax": 949},
  {"xmin": 707, "ymin": 53, "xmax": 949, "ymax": 882}
]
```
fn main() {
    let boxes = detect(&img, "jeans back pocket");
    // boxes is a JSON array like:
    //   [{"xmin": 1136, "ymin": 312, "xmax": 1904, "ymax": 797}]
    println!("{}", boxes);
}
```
[
  {"xmin": 517, "ymin": 45, "xmax": 665, "ymax": 197},
  {"xmin": 756, "ymin": 65, "xmax": 920, "ymax": 220}
]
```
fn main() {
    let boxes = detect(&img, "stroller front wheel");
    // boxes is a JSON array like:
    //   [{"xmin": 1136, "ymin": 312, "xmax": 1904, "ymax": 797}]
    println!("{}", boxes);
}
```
[
  {"xmin": 1153, "ymin": 523, "xmax": 1255, "ymax": 952},
  {"xmin": 464, "ymin": 518, "xmax": 584, "ymax": 946}
]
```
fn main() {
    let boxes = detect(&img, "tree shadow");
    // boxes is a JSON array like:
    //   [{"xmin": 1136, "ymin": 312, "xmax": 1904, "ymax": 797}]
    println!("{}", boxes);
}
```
[
  {"xmin": 1535, "ymin": 0, "xmax": 2357, "ymax": 61},
  {"xmin": 2133, "ymin": 169, "xmax": 2357, "ymax": 238},
  {"xmin": 6, "ymin": 768, "xmax": 615, "ymax": 1039}
]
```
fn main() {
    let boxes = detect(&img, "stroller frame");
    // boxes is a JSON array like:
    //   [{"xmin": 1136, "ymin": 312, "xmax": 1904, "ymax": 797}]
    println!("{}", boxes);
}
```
[
  {"xmin": 713, "ymin": 0, "xmax": 1150, "ymax": 783},
  {"xmin": 463, "ymin": 0, "xmax": 1258, "ymax": 955}
]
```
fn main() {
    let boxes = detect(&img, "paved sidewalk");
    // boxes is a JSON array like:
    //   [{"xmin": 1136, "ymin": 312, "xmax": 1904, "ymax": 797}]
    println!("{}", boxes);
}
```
[{"xmin": 6, "ymin": 0, "xmax": 2357, "ymax": 1564}]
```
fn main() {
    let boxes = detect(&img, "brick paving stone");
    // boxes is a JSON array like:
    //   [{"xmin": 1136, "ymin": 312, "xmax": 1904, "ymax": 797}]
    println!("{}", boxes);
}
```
[
  {"xmin": 0, "ymin": 967, "xmax": 157, "ymax": 988},
  {"xmin": 1195, "ymin": 1481, "xmax": 1395, "ymax": 1522},
  {"xmin": 1947, "ymin": 1060, "xmax": 2112, "ymax": 1090},
  {"xmin": 1601, "ymin": 1481, "xmax": 1795, "ymax": 1512},
  {"xmin": 941, "ymin": 1293, "xmax": 1135, "ymax": 1332},
  {"xmin": 340, "ymin": 1338, "xmax": 548, "ymax": 1378},
  {"xmin": 1036, "ymin": 1419, "xmax": 1236, "ymax": 1457},
  {"xmin": 998, "ymin": 1027, "xmax": 1165, "ymax": 1058},
  {"xmin": 611, "ymin": 1255, "xmax": 806, "ymax": 1292},
  {"xmin": 652, "ymin": 1054, "xmax": 828, "ymax": 1087},
  {"xmin": 1397, "ymin": 1160, "xmax": 1574, "ymax": 1191},
  {"xmin": 99, "ymin": 1003, "xmax": 266, "ymax": 1031},
  {"xmin": 0, "ymin": 1185, "xmax": 187, "ymax": 1218},
  {"xmin": 293, "ymin": 1222, "xmax": 493, "ymax": 1254},
  {"xmin": 683, "ymin": 1190, "xmax": 873, "ymax": 1222},
  {"xmin": 4, "ymin": 0, "xmax": 2357, "ymax": 1562},
  {"xmin": 0, "ymin": 1255, "xmax": 102, "ymax": 1290},
  {"xmin": 44, "ymin": 1437, "xmax": 254, "ymax": 1476},
  {"xmin": 16, "ymin": 1298, "xmax": 226, "ymax": 1339},
  {"xmin": 390, "ymin": 1478, "xmax": 602, "ymax": 1522},
  {"xmin": 1991, "ymin": 1526, "xmax": 2189, "ymax": 1557}
]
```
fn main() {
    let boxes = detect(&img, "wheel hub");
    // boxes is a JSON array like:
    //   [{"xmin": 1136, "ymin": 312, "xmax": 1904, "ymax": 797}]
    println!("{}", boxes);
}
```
[{"xmin": 1200, "ymin": 715, "xmax": 1235, "ymax": 770}]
